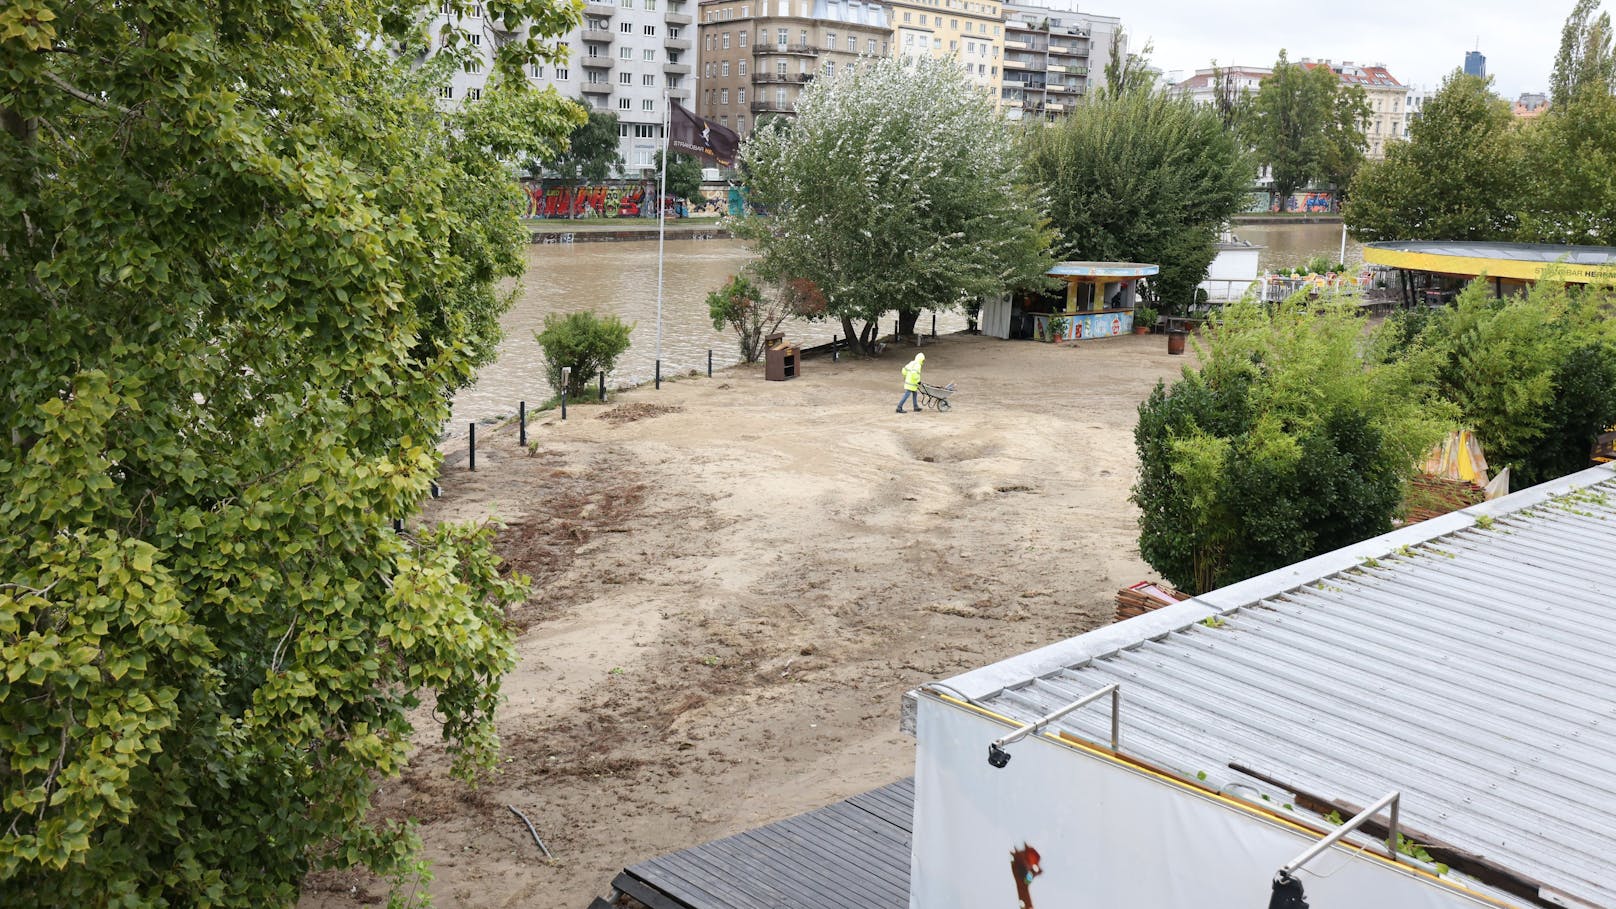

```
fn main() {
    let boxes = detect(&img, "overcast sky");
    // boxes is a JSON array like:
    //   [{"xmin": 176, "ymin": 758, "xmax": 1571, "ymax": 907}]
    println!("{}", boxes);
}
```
[{"xmin": 1122, "ymin": 0, "xmax": 1583, "ymax": 99}]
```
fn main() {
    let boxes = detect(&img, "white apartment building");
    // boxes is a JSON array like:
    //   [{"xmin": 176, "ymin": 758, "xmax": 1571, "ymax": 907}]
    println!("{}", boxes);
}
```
[
  {"xmin": 1000, "ymin": 0, "xmax": 1122, "ymax": 120},
  {"xmin": 429, "ymin": 0, "xmax": 696, "ymax": 174}
]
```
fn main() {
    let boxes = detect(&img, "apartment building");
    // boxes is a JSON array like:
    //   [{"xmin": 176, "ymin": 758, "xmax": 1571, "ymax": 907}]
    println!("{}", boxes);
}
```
[
  {"xmin": 1301, "ymin": 59, "xmax": 1409, "ymax": 159},
  {"xmin": 696, "ymin": 0, "xmax": 890, "ymax": 138},
  {"xmin": 999, "ymin": 1, "xmax": 1120, "ymax": 119},
  {"xmin": 1172, "ymin": 64, "xmax": 1271, "ymax": 107},
  {"xmin": 429, "ymin": 0, "xmax": 696, "ymax": 173},
  {"xmin": 888, "ymin": 0, "xmax": 1004, "ymax": 102}
]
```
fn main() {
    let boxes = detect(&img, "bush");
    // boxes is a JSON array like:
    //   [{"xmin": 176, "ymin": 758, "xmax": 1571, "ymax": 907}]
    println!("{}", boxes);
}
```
[
  {"xmin": 535, "ymin": 312, "xmax": 634, "ymax": 398},
  {"xmin": 708, "ymin": 274, "xmax": 791, "ymax": 363},
  {"xmin": 1135, "ymin": 305, "xmax": 1159, "ymax": 329},
  {"xmin": 1133, "ymin": 300, "xmax": 1450, "ymax": 593}
]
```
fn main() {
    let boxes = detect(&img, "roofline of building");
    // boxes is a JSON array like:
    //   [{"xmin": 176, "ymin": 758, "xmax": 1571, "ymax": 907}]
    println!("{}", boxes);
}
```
[{"xmin": 933, "ymin": 463, "xmax": 1616, "ymax": 703}]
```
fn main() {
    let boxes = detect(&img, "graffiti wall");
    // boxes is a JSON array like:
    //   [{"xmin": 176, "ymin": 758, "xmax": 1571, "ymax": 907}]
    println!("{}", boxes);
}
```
[
  {"xmin": 1246, "ymin": 191, "xmax": 1338, "ymax": 213},
  {"xmin": 523, "ymin": 181, "xmax": 749, "ymax": 219},
  {"xmin": 1032, "ymin": 310, "xmax": 1133, "ymax": 342}
]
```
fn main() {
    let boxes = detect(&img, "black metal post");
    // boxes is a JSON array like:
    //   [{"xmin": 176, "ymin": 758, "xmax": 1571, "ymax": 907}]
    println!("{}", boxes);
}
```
[
  {"xmin": 598, "ymin": 371, "xmax": 606, "ymax": 402},
  {"xmin": 519, "ymin": 401, "xmax": 526, "ymax": 447},
  {"xmin": 393, "ymin": 518, "xmax": 403, "ymax": 533},
  {"xmin": 931, "ymin": 312, "xmax": 936, "ymax": 338},
  {"xmin": 468, "ymin": 423, "xmax": 476, "ymax": 472},
  {"xmin": 832, "ymin": 334, "xmax": 839, "ymax": 362},
  {"xmin": 655, "ymin": 359, "xmax": 661, "ymax": 389},
  {"xmin": 561, "ymin": 387, "xmax": 567, "ymax": 420},
  {"xmin": 893, "ymin": 319, "xmax": 899, "ymax": 341},
  {"xmin": 431, "ymin": 481, "xmax": 440, "ymax": 499},
  {"xmin": 707, "ymin": 349, "xmax": 713, "ymax": 377}
]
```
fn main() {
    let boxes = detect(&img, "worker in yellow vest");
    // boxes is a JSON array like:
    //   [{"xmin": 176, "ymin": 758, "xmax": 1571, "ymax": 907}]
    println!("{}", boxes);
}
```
[{"xmin": 896, "ymin": 352, "xmax": 924, "ymax": 414}]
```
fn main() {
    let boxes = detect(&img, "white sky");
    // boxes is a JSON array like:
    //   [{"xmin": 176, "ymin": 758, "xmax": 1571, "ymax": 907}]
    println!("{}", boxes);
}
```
[{"xmin": 1120, "ymin": 0, "xmax": 1588, "ymax": 99}]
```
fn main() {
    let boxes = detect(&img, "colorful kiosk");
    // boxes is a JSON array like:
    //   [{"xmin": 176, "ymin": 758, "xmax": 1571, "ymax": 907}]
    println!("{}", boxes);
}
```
[{"xmin": 1365, "ymin": 241, "xmax": 1616, "ymax": 303}]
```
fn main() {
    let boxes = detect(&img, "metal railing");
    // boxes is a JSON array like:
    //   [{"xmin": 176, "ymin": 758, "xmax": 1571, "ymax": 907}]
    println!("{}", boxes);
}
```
[
  {"xmin": 987, "ymin": 684, "xmax": 1121, "ymax": 768},
  {"xmin": 1275, "ymin": 790, "xmax": 1402, "ymax": 885}
]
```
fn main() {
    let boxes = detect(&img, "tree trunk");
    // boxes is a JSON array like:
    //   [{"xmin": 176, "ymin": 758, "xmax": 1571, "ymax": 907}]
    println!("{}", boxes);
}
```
[{"xmin": 897, "ymin": 309, "xmax": 920, "ymax": 339}]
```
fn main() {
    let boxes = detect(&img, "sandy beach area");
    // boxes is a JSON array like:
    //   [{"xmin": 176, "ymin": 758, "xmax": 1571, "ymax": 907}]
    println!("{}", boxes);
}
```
[{"xmin": 302, "ymin": 331, "xmax": 1192, "ymax": 908}]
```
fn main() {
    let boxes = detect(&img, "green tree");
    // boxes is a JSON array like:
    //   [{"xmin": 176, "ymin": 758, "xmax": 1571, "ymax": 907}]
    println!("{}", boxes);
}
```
[
  {"xmin": 1249, "ymin": 51, "xmax": 1365, "ymax": 204},
  {"xmin": 1103, "ymin": 28, "xmax": 1155, "ymax": 96},
  {"xmin": 707, "ymin": 273, "xmax": 794, "ymax": 362},
  {"xmin": 1022, "ymin": 88, "xmax": 1253, "ymax": 316},
  {"xmin": 535, "ymin": 312, "xmax": 634, "ymax": 397},
  {"xmin": 1518, "ymin": 79, "xmax": 1616, "ymax": 244},
  {"xmin": 1133, "ymin": 300, "xmax": 1450, "ymax": 593},
  {"xmin": 655, "ymin": 149, "xmax": 705, "ymax": 207},
  {"xmin": 535, "ymin": 103, "xmax": 623, "ymax": 204},
  {"xmin": 1208, "ymin": 61, "xmax": 1256, "ymax": 134},
  {"xmin": 0, "ymin": 1, "xmax": 581, "ymax": 904},
  {"xmin": 1551, "ymin": 0, "xmax": 1616, "ymax": 108},
  {"xmin": 733, "ymin": 55, "xmax": 1054, "ymax": 354},
  {"xmin": 1344, "ymin": 72, "xmax": 1521, "ymax": 241}
]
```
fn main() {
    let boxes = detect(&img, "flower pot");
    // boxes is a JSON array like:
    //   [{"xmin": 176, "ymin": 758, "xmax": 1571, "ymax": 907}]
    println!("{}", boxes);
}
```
[
  {"xmin": 1167, "ymin": 329, "xmax": 1188, "ymax": 355},
  {"xmin": 1133, "ymin": 325, "xmax": 1151, "ymax": 335}
]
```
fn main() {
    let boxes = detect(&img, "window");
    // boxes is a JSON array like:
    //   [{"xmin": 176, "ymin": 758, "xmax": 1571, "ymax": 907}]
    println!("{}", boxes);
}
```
[
  {"xmin": 643, "ymin": 73, "xmax": 655, "ymax": 85},
  {"xmin": 777, "ymin": 28, "xmax": 787, "ymax": 45},
  {"xmin": 951, "ymin": 18, "xmax": 958, "ymax": 27},
  {"xmin": 776, "ymin": 87, "xmax": 786, "ymax": 105},
  {"xmin": 643, "ymin": 98, "xmax": 655, "ymax": 110},
  {"xmin": 463, "ymin": 58, "xmax": 481, "ymax": 73},
  {"xmin": 721, "ymin": 61, "xmax": 729, "ymax": 76},
  {"xmin": 619, "ymin": 21, "xmax": 631, "ymax": 32},
  {"xmin": 776, "ymin": 60, "xmax": 786, "ymax": 75},
  {"xmin": 949, "ymin": 39, "xmax": 957, "ymax": 50},
  {"xmin": 738, "ymin": 87, "xmax": 746, "ymax": 103},
  {"xmin": 644, "ymin": 24, "xmax": 656, "ymax": 35},
  {"xmin": 867, "ymin": 37, "xmax": 876, "ymax": 53},
  {"xmin": 556, "ymin": 66, "xmax": 570, "ymax": 79},
  {"xmin": 620, "ymin": 71, "xmax": 632, "ymax": 83},
  {"xmin": 723, "ymin": 32, "xmax": 730, "ymax": 48},
  {"xmin": 903, "ymin": 11, "xmax": 911, "ymax": 21},
  {"xmin": 471, "ymin": 2, "xmax": 482, "ymax": 15},
  {"xmin": 965, "ymin": 21, "xmax": 972, "ymax": 32},
  {"xmin": 621, "ymin": 0, "xmax": 632, "ymax": 6},
  {"xmin": 644, "ymin": 48, "xmax": 655, "ymax": 60},
  {"xmin": 738, "ymin": 115, "xmax": 747, "ymax": 132},
  {"xmin": 619, "ymin": 123, "xmax": 630, "ymax": 137},
  {"xmin": 845, "ymin": 35, "xmax": 854, "ymax": 51},
  {"xmin": 934, "ymin": 16, "xmax": 942, "ymax": 25},
  {"xmin": 738, "ymin": 58, "xmax": 747, "ymax": 74},
  {"xmin": 635, "ymin": 149, "xmax": 654, "ymax": 167},
  {"xmin": 824, "ymin": 60, "xmax": 835, "ymax": 77},
  {"xmin": 705, "ymin": 63, "xmax": 712, "ymax": 77},
  {"xmin": 737, "ymin": 30, "xmax": 746, "ymax": 47},
  {"xmin": 531, "ymin": 64, "xmax": 543, "ymax": 78},
  {"xmin": 646, "ymin": 0, "xmax": 656, "ymax": 7},
  {"xmin": 932, "ymin": 37, "xmax": 941, "ymax": 48},
  {"xmin": 620, "ymin": 45, "xmax": 631, "ymax": 58},
  {"xmin": 470, "ymin": 32, "xmax": 481, "ymax": 46},
  {"xmin": 619, "ymin": 97, "xmax": 631, "ymax": 109},
  {"xmin": 721, "ymin": 88, "xmax": 729, "ymax": 104},
  {"xmin": 720, "ymin": 114, "xmax": 729, "ymax": 124},
  {"xmin": 634, "ymin": 124, "xmax": 659, "ymax": 138},
  {"xmin": 438, "ymin": 85, "xmax": 454, "ymax": 98},
  {"xmin": 801, "ymin": 29, "xmax": 808, "ymax": 45},
  {"xmin": 826, "ymin": 31, "xmax": 836, "ymax": 49},
  {"xmin": 705, "ymin": 34, "xmax": 712, "ymax": 50}
]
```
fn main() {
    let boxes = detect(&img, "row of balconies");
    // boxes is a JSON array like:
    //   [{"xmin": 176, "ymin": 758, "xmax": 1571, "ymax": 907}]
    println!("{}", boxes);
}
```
[
  {"xmin": 754, "ymin": 43, "xmax": 818, "ymax": 57},
  {"xmin": 580, "ymin": 30, "xmax": 691, "ymax": 48},
  {"xmin": 750, "ymin": 98, "xmax": 796, "ymax": 112},
  {"xmin": 752, "ymin": 72, "xmax": 814, "ymax": 84},
  {"xmin": 580, "ymin": 81, "xmax": 690, "ymax": 99},
  {"xmin": 584, "ymin": 0, "xmax": 691, "ymax": 22}
]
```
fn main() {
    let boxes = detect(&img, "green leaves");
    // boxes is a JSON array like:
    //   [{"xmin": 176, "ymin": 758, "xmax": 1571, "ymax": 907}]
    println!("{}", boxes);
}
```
[{"xmin": 2, "ymin": 1, "xmax": 556, "ymax": 904}]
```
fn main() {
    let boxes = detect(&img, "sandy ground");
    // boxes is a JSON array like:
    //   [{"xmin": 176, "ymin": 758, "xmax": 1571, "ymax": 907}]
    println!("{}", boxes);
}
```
[{"xmin": 300, "ymin": 332, "xmax": 1192, "ymax": 909}]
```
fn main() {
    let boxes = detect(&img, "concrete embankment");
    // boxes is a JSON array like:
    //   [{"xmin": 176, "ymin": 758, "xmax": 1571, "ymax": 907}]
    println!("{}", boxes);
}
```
[{"xmin": 527, "ymin": 222, "xmax": 733, "ymax": 243}]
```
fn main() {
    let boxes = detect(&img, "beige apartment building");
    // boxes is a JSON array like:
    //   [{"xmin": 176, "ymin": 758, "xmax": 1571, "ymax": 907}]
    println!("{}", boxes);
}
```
[
  {"xmin": 697, "ymin": 0, "xmax": 890, "ymax": 138},
  {"xmin": 1301, "ymin": 59, "xmax": 1409, "ymax": 159},
  {"xmin": 889, "ymin": 0, "xmax": 1004, "ymax": 101}
]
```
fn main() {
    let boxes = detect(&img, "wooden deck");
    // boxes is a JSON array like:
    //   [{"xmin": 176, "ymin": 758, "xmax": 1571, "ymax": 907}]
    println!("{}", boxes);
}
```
[{"xmin": 603, "ymin": 778, "xmax": 914, "ymax": 909}]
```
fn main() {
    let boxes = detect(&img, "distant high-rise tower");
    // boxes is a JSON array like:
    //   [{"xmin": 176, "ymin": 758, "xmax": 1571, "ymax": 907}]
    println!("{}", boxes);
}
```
[{"xmin": 1464, "ymin": 50, "xmax": 1486, "ymax": 78}]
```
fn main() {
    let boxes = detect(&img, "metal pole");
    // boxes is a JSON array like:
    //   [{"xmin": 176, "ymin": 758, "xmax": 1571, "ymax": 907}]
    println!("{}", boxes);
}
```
[
  {"xmin": 992, "ymin": 683, "xmax": 1121, "ymax": 752},
  {"xmin": 519, "ymin": 401, "xmax": 526, "ymax": 447},
  {"xmin": 1339, "ymin": 220, "xmax": 1347, "ymax": 265},
  {"xmin": 931, "ymin": 311, "xmax": 936, "ymax": 338},
  {"xmin": 655, "ymin": 90, "xmax": 670, "ymax": 381},
  {"xmin": 468, "ymin": 423, "xmax": 476, "ymax": 472},
  {"xmin": 708, "ymin": 348, "xmax": 712, "ymax": 377},
  {"xmin": 1278, "ymin": 791, "xmax": 1402, "ymax": 877},
  {"xmin": 832, "ymin": 335, "xmax": 838, "ymax": 362},
  {"xmin": 598, "ymin": 370, "xmax": 606, "ymax": 402},
  {"xmin": 430, "ymin": 481, "xmax": 440, "ymax": 499},
  {"xmin": 560, "ymin": 367, "xmax": 569, "ymax": 420}
]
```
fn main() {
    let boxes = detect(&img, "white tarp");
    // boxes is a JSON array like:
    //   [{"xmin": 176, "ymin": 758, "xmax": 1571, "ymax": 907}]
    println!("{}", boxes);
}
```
[{"xmin": 910, "ymin": 696, "xmax": 1511, "ymax": 909}]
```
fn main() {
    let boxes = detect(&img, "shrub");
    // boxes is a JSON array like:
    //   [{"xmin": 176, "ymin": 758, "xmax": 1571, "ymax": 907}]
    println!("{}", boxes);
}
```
[
  {"xmin": 1135, "ymin": 305, "xmax": 1159, "ymax": 329},
  {"xmin": 535, "ymin": 312, "xmax": 634, "ymax": 398},
  {"xmin": 708, "ymin": 274, "xmax": 792, "ymax": 363}
]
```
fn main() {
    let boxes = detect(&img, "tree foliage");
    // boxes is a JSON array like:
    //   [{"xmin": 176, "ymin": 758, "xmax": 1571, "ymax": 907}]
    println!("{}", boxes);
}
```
[
  {"xmin": 535, "ymin": 312, "xmax": 634, "ymax": 397},
  {"xmin": 1551, "ymin": 0, "xmax": 1616, "ymax": 108},
  {"xmin": 0, "ymin": 1, "xmax": 582, "ymax": 904},
  {"xmin": 656, "ymin": 149, "xmax": 705, "ymax": 204},
  {"xmin": 1248, "ymin": 51, "xmax": 1369, "ymax": 203},
  {"xmin": 732, "ymin": 55, "xmax": 1055, "ymax": 354},
  {"xmin": 1409, "ymin": 280, "xmax": 1616, "ymax": 487},
  {"xmin": 1021, "ymin": 87, "xmax": 1253, "ymax": 316},
  {"xmin": 1134, "ymin": 300, "xmax": 1451, "ymax": 594},
  {"xmin": 535, "ymin": 103, "xmax": 624, "ymax": 188},
  {"xmin": 1517, "ymin": 85, "xmax": 1616, "ymax": 244},
  {"xmin": 1344, "ymin": 72, "xmax": 1520, "ymax": 242}
]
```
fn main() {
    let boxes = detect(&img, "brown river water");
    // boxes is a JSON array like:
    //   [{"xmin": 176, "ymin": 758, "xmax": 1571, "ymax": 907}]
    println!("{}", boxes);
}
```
[{"xmin": 447, "ymin": 223, "xmax": 1358, "ymax": 429}]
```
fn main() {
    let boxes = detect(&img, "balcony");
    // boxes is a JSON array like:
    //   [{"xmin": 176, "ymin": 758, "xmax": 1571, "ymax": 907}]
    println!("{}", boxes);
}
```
[
  {"xmin": 581, "ymin": 28, "xmax": 615, "ymax": 42},
  {"xmin": 665, "ymin": 11, "xmax": 692, "ymax": 24},
  {"xmin": 663, "ymin": 36, "xmax": 692, "ymax": 50},
  {"xmin": 580, "ymin": 81, "xmax": 612, "ymax": 94},
  {"xmin": 750, "ymin": 99, "xmax": 796, "ymax": 112},
  {"xmin": 580, "ymin": 56, "xmax": 613, "ymax": 69},
  {"xmin": 752, "ymin": 72, "xmax": 813, "ymax": 84},
  {"xmin": 754, "ymin": 43, "xmax": 818, "ymax": 57},
  {"xmin": 1046, "ymin": 82, "xmax": 1078, "ymax": 93},
  {"xmin": 1047, "ymin": 42, "xmax": 1087, "ymax": 57},
  {"xmin": 662, "ymin": 61, "xmax": 692, "ymax": 74},
  {"xmin": 1002, "ymin": 56, "xmax": 1033, "ymax": 70},
  {"xmin": 583, "ymin": 2, "xmax": 615, "ymax": 15},
  {"xmin": 667, "ymin": 86, "xmax": 691, "ymax": 100},
  {"xmin": 1004, "ymin": 37, "xmax": 1033, "ymax": 51}
]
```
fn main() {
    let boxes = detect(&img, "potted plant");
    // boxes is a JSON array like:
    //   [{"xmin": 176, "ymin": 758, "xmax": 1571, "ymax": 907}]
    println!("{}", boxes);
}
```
[
  {"xmin": 1133, "ymin": 306, "xmax": 1157, "ymax": 335},
  {"xmin": 1045, "ymin": 313, "xmax": 1069, "ymax": 342}
]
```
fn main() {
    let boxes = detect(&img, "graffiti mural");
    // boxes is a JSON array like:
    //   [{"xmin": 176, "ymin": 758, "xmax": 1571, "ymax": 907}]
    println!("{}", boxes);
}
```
[
  {"xmin": 1245, "ymin": 191, "xmax": 1338, "ymax": 213},
  {"xmin": 522, "ymin": 182, "xmax": 659, "ymax": 219}
]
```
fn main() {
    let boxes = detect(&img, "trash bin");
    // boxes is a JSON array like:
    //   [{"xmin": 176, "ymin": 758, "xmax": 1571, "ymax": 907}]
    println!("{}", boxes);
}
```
[
  {"xmin": 765, "ymin": 335, "xmax": 800, "ymax": 380},
  {"xmin": 1167, "ymin": 328, "xmax": 1188, "ymax": 355}
]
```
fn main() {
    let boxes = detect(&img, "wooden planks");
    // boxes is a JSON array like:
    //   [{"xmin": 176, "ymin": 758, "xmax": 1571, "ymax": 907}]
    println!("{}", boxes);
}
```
[{"xmin": 617, "ymin": 779, "xmax": 914, "ymax": 909}]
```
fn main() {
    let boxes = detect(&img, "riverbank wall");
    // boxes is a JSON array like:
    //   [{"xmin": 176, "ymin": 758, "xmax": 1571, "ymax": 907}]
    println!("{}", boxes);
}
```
[
  {"xmin": 1232, "ymin": 214, "xmax": 1344, "ymax": 225},
  {"xmin": 528, "ymin": 224, "xmax": 733, "ymax": 244}
]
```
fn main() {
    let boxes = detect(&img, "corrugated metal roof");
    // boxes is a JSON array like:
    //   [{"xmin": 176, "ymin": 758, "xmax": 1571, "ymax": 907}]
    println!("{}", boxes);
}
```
[{"xmin": 940, "ymin": 466, "xmax": 1616, "ymax": 908}]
